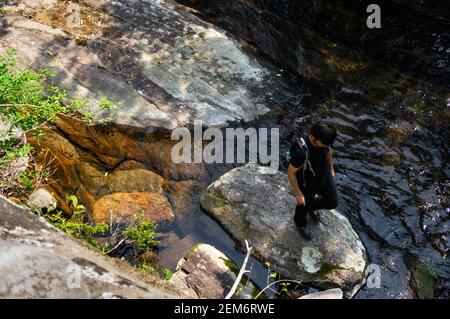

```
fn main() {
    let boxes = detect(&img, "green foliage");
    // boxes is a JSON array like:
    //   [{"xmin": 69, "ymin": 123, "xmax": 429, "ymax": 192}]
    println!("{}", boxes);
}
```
[
  {"xmin": 0, "ymin": 49, "xmax": 120, "ymax": 196},
  {"xmin": 163, "ymin": 268, "xmax": 173, "ymax": 281},
  {"xmin": 45, "ymin": 208, "xmax": 109, "ymax": 251},
  {"xmin": 137, "ymin": 263, "xmax": 160, "ymax": 276},
  {"xmin": 66, "ymin": 194, "xmax": 86, "ymax": 215},
  {"xmin": 17, "ymin": 170, "xmax": 37, "ymax": 192},
  {"xmin": 137, "ymin": 263, "xmax": 173, "ymax": 281},
  {"xmin": 279, "ymin": 282, "xmax": 291, "ymax": 294},
  {"xmin": 0, "ymin": 144, "xmax": 32, "ymax": 166},
  {"xmin": 124, "ymin": 214, "xmax": 158, "ymax": 251}
]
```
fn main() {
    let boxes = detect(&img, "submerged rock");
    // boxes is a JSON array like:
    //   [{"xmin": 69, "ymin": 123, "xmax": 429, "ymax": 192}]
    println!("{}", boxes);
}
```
[
  {"xmin": 91, "ymin": 192, "xmax": 175, "ymax": 224},
  {"xmin": 169, "ymin": 243, "xmax": 259, "ymax": 299},
  {"xmin": 200, "ymin": 163, "xmax": 368, "ymax": 297},
  {"xmin": 28, "ymin": 127, "xmax": 200, "ymax": 224},
  {"xmin": 0, "ymin": 196, "xmax": 180, "ymax": 298},
  {"xmin": 405, "ymin": 254, "xmax": 438, "ymax": 299}
]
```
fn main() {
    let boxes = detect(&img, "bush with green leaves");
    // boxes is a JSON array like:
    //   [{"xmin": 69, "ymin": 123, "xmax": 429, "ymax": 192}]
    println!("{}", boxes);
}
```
[
  {"xmin": 0, "ymin": 48, "xmax": 119, "ymax": 197},
  {"xmin": 42, "ymin": 196, "xmax": 109, "ymax": 251},
  {"xmin": 124, "ymin": 214, "xmax": 158, "ymax": 251}
]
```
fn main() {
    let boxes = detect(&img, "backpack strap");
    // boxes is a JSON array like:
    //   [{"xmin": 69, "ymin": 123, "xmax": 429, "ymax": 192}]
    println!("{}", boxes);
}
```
[{"xmin": 298, "ymin": 137, "xmax": 315, "ymax": 186}]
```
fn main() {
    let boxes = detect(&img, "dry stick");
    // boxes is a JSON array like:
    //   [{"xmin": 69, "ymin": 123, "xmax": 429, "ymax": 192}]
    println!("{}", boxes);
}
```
[
  {"xmin": 103, "ymin": 209, "xmax": 125, "ymax": 255},
  {"xmin": 254, "ymin": 279, "xmax": 304, "ymax": 299},
  {"xmin": 103, "ymin": 238, "xmax": 126, "ymax": 256},
  {"xmin": 225, "ymin": 239, "xmax": 253, "ymax": 299}
]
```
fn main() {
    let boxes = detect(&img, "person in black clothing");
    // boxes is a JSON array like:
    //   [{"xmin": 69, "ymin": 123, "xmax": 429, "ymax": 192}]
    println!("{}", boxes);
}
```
[{"xmin": 287, "ymin": 121, "xmax": 339, "ymax": 241}]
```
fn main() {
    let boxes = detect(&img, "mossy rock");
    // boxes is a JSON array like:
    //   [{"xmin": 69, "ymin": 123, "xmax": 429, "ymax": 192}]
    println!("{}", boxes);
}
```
[
  {"xmin": 202, "ymin": 187, "xmax": 228, "ymax": 209},
  {"xmin": 406, "ymin": 255, "xmax": 438, "ymax": 299}
]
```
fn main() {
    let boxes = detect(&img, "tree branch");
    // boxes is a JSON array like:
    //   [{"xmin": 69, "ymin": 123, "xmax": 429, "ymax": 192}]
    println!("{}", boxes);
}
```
[{"xmin": 225, "ymin": 239, "xmax": 253, "ymax": 299}]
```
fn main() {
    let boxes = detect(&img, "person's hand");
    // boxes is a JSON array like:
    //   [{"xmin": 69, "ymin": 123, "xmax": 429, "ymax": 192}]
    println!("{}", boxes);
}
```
[
  {"xmin": 330, "ymin": 169, "xmax": 335, "ymax": 177},
  {"xmin": 296, "ymin": 195, "xmax": 306, "ymax": 206}
]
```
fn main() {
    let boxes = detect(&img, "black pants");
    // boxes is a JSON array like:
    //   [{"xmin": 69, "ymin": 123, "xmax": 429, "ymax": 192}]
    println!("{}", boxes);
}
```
[{"xmin": 293, "ymin": 174, "xmax": 339, "ymax": 228}]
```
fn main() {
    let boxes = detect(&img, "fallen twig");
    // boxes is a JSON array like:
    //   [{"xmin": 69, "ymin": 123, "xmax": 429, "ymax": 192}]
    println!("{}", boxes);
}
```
[{"xmin": 225, "ymin": 239, "xmax": 253, "ymax": 299}]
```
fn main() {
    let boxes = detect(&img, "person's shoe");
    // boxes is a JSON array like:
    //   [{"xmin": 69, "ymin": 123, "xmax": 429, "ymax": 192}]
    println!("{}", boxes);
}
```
[
  {"xmin": 310, "ymin": 211, "xmax": 321, "ymax": 223},
  {"xmin": 297, "ymin": 226, "xmax": 313, "ymax": 241}
]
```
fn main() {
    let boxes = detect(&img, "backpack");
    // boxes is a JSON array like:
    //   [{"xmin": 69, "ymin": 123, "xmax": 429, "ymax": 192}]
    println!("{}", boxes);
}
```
[{"xmin": 287, "ymin": 137, "xmax": 315, "ymax": 186}]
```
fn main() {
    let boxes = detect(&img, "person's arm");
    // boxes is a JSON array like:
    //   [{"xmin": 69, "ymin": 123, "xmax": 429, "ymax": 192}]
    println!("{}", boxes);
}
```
[
  {"xmin": 288, "ymin": 164, "xmax": 306, "ymax": 206},
  {"xmin": 326, "ymin": 149, "xmax": 335, "ymax": 177}
]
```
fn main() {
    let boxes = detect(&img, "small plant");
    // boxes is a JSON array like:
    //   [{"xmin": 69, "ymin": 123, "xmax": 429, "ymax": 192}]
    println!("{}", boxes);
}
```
[
  {"xmin": 38, "ymin": 195, "xmax": 108, "ymax": 251},
  {"xmin": 66, "ymin": 194, "xmax": 86, "ymax": 216},
  {"xmin": 137, "ymin": 263, "xmax": 173, "ymax": 281},
  {"xmin": 163, "ymin": 268, "xmax": 173, "ymax": 281},
  {"xmin": 124, "ymin": 214, "xmax": 158, "ymax": 251},
  {"xmin": 138, "ymin": 263, "xmax": 157, "ymax": 275},
  {"xmin": 45, "ymin": 210, "xmax": 109, "ymax": 250},
  {"xmin": 17, "ymin": 170, "xmax": 37, "ymax": 192}
]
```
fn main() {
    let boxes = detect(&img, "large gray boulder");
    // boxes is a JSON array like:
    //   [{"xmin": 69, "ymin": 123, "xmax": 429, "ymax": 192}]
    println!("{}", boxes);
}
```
[
  {"xmin": 200, "ymin": 163, "xmax": 368, "ymax": 297},
  {"xmin": 0, "ymin": 196, "xmax": 181, "ymax": 298}
]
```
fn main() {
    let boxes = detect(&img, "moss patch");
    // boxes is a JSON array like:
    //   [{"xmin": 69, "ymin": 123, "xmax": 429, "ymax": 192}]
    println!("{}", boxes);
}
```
[
  {"xmin": 205, "ymin": 187, "xmax": 228, "ymax": 208},
  {"xmin": 409, "ymin": 259, "xmax": 438, "ymax": 299}
]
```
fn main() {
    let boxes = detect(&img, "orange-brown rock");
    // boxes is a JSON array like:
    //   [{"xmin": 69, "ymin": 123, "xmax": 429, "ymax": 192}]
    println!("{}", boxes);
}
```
[
  {"xmin": 91, "ymin": 192, "xmax": 175, "ymax": 224},
  {"xmin": 29, "ymin": 128, "xmax": 83, "ymax": 198},
  {"xmin": 28, "ymin": 128, "xmax": 100, "ymax": 209},
  {"xmin": 102, "ymin": 169, "xmax": 166, "ymax": 196},
  {"xmin": 54, "ymin": 115, "xmax": 208, "ymax": 180}
]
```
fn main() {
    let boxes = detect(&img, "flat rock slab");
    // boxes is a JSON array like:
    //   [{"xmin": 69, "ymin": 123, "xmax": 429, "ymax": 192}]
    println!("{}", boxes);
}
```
[
  {"xmin": 200, "ymin": 163, "xmax": 368, "ymax": 297},
  {"xmin": 1, "ymin": 0, "xmax": 275, "ymax": 128},
  {"xmin": 0, "ymin": 196, "xmax": 180, "ymax": 298},
  {"xmin": 299, "ymin": 288, "xmax": 344, "ymax": 299}
]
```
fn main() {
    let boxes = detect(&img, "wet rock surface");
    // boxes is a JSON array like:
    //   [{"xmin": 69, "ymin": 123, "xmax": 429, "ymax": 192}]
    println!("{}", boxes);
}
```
[{"xmin": 91, "ymin": 192, "xmax": 175, "ymax": 224}]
